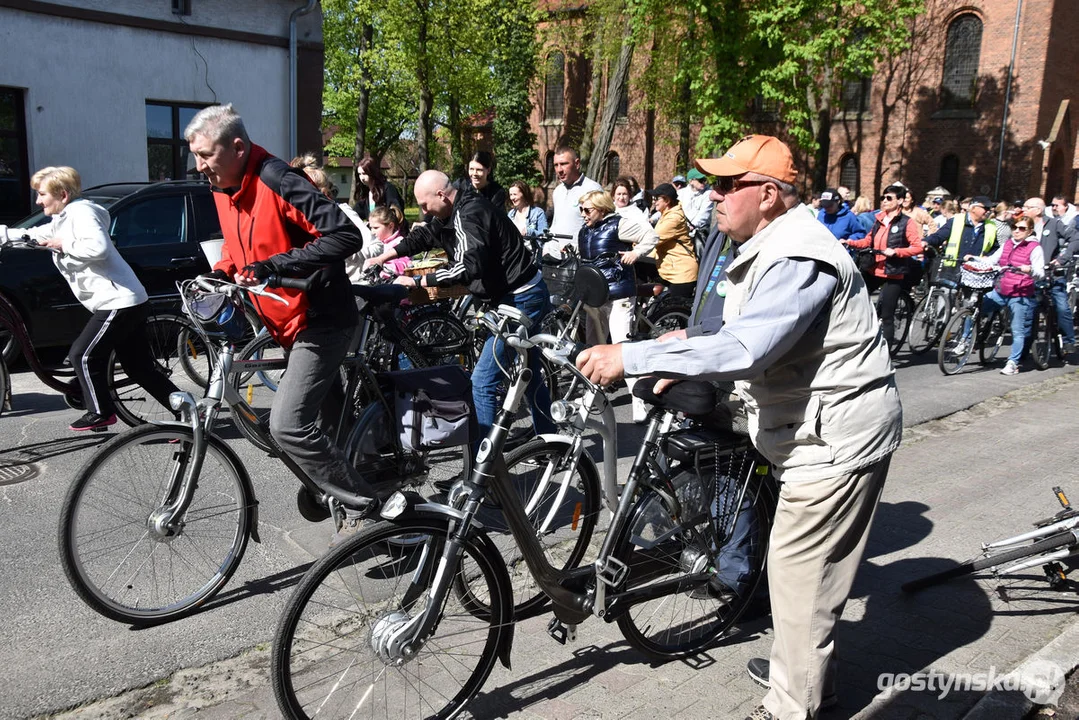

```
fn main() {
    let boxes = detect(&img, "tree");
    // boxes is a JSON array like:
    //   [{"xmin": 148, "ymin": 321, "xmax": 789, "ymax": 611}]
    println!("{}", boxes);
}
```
[{"xmin": 490, "ymin": 3, "xmax": 543, "ymax": 185}]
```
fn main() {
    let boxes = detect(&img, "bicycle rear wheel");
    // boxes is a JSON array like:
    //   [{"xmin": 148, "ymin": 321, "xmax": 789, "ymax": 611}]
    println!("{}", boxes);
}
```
[
  {"xmin": 231, "ymin": 332, "xmax": 286, "ymax": 453},
  {"xmin": 406, "ymin": 307, "xmax": 475, "ymax": 369},
  {"xmin": 613, "ymin": 449, "xmax": 772, "ymax": 661},
  {"xmin": 110, "ymin": 311, "xmax": 212, "ymax": 425},
  {"xmin": 272, "ymin": 519, "xmax": 510, "ymax": 720},
  {"xmin": 58, "ymin": 424, "xmax": 252, "ymax": 624},
  {"xmin": 938, "ymin": 309, "xmax": 976, "ymax": 375},
  {"xmin": 1030, "ymin": 306, "xmax": 1052, "ymax": 370},
  {"xmin": 642, "ymin": 296, "xmax": 691, "ymax": 339},
  {"xmin": 890, "ymin": 293, "xmax": 914, "ymax": 357},
  {"xmin": 902, "ymin": 531, "xmax": 1077, "ymax": 593},
  {"xmin": 907, "ymin": 289, "xmax": 950, "ymax": 355}
]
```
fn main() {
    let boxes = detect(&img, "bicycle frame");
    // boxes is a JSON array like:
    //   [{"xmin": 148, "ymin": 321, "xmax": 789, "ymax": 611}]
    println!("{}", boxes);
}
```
[{"xmin": 0, "ymin": 288, "xmax": 82, "ymax": 399}]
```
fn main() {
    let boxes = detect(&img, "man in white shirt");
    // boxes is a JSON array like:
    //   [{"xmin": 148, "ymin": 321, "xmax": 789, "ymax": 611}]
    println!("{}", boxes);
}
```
[
  {"xmin": 548, "ymin": 146, "xmax": 602, "ymax": 254},
  {"xmin": 682, "ymin": 168, "xmax": 714, "ymax": 256}
]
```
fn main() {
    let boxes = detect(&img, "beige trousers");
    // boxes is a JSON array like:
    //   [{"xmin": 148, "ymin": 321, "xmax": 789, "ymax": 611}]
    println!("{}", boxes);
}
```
[
  {"xmin": 584, "ymin": 298, "xmax": 640, "ymax": 399},
  {"xmin": 762, "ymin": 457, "xmax": 890, "ymax": 720}
]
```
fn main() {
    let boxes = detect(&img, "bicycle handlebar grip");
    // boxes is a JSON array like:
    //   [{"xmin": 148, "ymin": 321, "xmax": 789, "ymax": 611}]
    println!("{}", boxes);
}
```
[{"xmin": 266, "ymin": 274, "xmax": 315, "ymax": 292}]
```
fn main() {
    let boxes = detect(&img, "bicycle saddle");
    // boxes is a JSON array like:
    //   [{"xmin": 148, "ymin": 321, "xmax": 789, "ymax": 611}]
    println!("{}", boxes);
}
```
[
  {"xmin": 636, "ymin": 283, "xmax": 664, "ymax": 298},
  {"xmin": 632, "ymin": 378, "xmax": 717, "ymax": 417},
  {"xmin": 352, "ymin": 283, "xmax": 409, "ymax": 305}
]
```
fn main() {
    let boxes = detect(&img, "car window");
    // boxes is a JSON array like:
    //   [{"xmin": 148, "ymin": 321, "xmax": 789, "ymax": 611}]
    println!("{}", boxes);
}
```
[
  {"xmin": 14, "ymin": 195, "xmax": 118, "ymax": 229},
  {"xmin": 111, "ymin": 195, "xmax": 187, "ymax": 248},
  {"xmin": 191, "ymin": 191, "xmax": 222, "ymax": 241}
]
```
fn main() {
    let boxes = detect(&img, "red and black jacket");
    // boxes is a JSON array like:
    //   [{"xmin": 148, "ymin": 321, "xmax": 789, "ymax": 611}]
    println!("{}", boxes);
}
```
[{"xmin": 212, "ymin": 144, "xmax": 363, "ymax": 347}]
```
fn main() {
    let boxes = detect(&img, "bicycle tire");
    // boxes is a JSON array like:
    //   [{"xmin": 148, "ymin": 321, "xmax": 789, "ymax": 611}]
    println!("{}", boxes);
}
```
[
  {"xmin": 231, "ymin": 332, "xmax": 286, "ymax": 453},
  {"xmin": 890, "ymin": 292, "xmax": 914, "ymax": 357},
  {"xmin": 907, "ymin": 289, "xmax": 950, "ymax": 355},
  {"xmin": 1030, "ymin": 306, "xmax": 1052, "ymax": 370},
  {"xmin": 902, "ymin": 530, "xmax": 1077, "ymax": 593},
  {"xmin": 613, "ymin": 455, "xmax": 772, "ymax": 661},
  {"xmin": 58, "ymin": 423, "xmax": 253, "ymax": 624},
  {"xmin": 272, "ymin": 517, "xmax": 511, "ymax": 720},
  {"xmin": 642, "ymin": 296, "xmax": 691, "ymax": 339},
  {"xmin": 0, "ymin": 354, "xmax": 8, "ymax": 416},
  {"xmin": 405, "ymin": 307, "xmax": 475, "ymax": 369},
  {"xmin": 109, "ymin": 311, "xmax": 212, "ymax": 426},
  {"xmin": 979, "ymin": 309, "xmax": 1008, "ymax": 365},
  {"xmin": 469, "ymin": 436, "xmax": 602, "ymax": 619},
  {"xmin": 938, "ymin": 309, "xmax": 976, "ymax": 375}
]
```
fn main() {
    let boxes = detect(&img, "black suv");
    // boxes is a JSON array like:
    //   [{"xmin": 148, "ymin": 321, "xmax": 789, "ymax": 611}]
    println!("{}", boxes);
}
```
[{"xmin": 1, "ymin": 180, "xmax": 221, "ymax": 361}]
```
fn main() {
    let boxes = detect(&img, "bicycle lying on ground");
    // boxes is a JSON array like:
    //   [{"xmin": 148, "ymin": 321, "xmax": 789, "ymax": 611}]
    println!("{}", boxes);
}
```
[
  {"xmin": 270, "ymin": 283, "xmax": 777, "ymax": 719},
  {"xmin": 57, "ymin": 275, "xmax": 472, "ymax": 626},
  {"xmin": 0, "ymin": 234, "xmax": 208, "ymax": 424},
  {"xmin": 903, "ymin": 487, "xmax": 1079, "ymax": 593}
]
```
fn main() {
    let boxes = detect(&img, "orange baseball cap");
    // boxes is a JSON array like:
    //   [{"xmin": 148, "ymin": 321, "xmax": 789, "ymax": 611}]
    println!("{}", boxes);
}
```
[{"xmin": 694, "ymin": 135, "xmax": 797, "ymax": 184}]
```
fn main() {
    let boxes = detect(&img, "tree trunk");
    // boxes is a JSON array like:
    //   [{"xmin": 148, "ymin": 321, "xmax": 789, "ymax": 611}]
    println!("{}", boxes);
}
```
[
  {"xmin": 415, "ymin": 0, "xmax": 432, "ymax": 171},
  {"xmin": 675, "ymin": 13, "xmax": 695, "ymax": 173},
  {"xmin": 578, "ymin": 39, "xmax": 604, "ymax": 168},
  {"xmin": 351, "ymin": 22, "xmax": 373, "ymax": 207},
  {"xmin": 448, "ymin": 96, "xmax": 463, "ymax": 178},
  {"xmin": 587, "ymin": 38, "xmax": 634, "ymax": 182},
  {"xmin": 806, "ymin": 65, "xmax": 832, "ymax": 191}
]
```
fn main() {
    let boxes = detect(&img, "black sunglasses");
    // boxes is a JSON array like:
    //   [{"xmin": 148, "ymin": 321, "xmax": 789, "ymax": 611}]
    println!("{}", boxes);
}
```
[
  {"xmin": 712, "ymin": 176, "xmax": 769, "ymax": 194},
  {"xmin": 880, "ymin": 194, "xmax": 897, "ymax": 202}
]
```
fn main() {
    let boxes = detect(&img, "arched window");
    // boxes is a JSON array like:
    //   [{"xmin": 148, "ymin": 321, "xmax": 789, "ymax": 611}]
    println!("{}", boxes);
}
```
[
  {"xmin": 544, "ymin": 52, "xmax": 565, "ymax": 121},
  {"xmin": 544, "ymin": 151, "xmax": 555, "ymax": 182},
  {"xmin": 839, "ymin": 154, "xmax": 859, "ymax": 195},
  {"xmin": 939, "ymin": 154, "xmax": 960, "ymax": 195},
  {"xmin": 942, "ymin": 15, "xmax": 982, "ymax": 108},
  {"xmin": 605, "ymin": 152, "xmax": 620, "ymax": 184}
]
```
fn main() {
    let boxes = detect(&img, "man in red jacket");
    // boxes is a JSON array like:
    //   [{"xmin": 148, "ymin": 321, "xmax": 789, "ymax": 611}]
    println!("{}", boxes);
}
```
[{"xmin": 185, "ymin": 104, "xmax": 378, "ymax": 546}]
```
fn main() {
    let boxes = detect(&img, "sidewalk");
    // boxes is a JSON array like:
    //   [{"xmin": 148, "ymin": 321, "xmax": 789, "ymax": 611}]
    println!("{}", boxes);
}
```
[{"xmin": 44, "ymin": 373, "xmax": 1079, "ymax": 720}]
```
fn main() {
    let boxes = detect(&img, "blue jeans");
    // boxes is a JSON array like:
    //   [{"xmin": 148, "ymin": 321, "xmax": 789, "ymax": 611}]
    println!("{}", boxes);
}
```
[
  {"xmin": 981, "ymin": 291, "xmax": 1035, "ymax": 363},
  {"xmin": 472, "ymin": 281, "xmax": 556, "ymax": 446},
  {"xmin": 1050, "ymin": 278, "xmax": 1075, "ymax": 344}
]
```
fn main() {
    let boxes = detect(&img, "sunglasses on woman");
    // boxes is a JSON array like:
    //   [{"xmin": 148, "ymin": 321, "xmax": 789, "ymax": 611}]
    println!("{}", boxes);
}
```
[{"xmin": 1014, "ymin": 225, "xmax": 1032, "ymax": 231}]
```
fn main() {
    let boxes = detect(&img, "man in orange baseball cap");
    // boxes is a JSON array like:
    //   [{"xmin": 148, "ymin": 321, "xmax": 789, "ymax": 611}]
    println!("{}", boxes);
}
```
[{"xmin": 578, "ymin": 135, "xmax": 901, "ymax": 720}]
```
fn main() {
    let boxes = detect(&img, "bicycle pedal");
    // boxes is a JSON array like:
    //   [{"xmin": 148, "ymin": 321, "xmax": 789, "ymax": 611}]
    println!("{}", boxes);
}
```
[
  {"xmin": 1054, "ymin": 486, "xmax": 1071, "ymax": 510},
  {"xmin": 595, "ymin": 556, "xmax": 628, "ymax": 587},
  {"xmin": 546, "ymin": 617, "xmax": 577, "ymax": 645}
]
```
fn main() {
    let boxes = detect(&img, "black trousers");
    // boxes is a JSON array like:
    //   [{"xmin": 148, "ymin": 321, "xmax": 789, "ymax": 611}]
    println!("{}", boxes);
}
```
[
  {"xmin": 864, "ymin": 276, "xmax": 907, "ymax": 346},
  {"xmin": 68, "ymin": 303, "xmax": 179, "ymax": 416}
]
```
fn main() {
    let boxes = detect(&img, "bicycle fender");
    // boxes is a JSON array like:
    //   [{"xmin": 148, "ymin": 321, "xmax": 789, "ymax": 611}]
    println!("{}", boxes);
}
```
[{"xmin": 381, "ymin": 505, "xmax": 516, "ymax": 669}]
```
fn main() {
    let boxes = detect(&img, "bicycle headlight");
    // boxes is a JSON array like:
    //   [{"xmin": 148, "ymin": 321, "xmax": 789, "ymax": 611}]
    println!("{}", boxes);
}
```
[
  {"xmin": 380, "ymin": 492, "xmax": 410, "ymax": 520},
  {"xmin": 550, "ymin": 400, "xmax": 574, "ymax": 424}
]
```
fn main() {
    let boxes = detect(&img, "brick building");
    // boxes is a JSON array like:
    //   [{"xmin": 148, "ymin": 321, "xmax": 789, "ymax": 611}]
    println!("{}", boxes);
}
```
[{"xmin": 531, "ymin": 0, "xmax": 1079, "ymax": 205}]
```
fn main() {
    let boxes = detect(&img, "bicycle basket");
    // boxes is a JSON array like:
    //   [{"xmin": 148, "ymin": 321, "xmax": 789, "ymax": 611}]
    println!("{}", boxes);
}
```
[
  {"xmin": 189, "ymin": 292, "xmax": 247, "ymax": 340},
  {"xmin": 960, "ymin": 261, "xmax": 999, "ymax": 290}
]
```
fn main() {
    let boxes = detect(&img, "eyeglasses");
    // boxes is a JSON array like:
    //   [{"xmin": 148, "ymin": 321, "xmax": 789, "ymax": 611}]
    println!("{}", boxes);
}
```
[
  {"xmin": 579, "ymin": 206, "xmax": 596, "ymax": 214},
  {"xmin": 712, "ymin": 176, "xmax": 768, "ymax": 194},
  {"xmin": 881, "ymin": 194, "xmax": 897, "ymax": 202},
  {"xmin": 1014, "ymin": 225, "xmax": 1032, "ymax": 231}
]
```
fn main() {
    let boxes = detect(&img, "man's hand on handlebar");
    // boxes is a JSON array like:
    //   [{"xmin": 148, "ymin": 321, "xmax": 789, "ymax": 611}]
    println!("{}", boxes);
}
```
[
  {"xmin": 576, "ymin": 344, "xmax": 625, "ymax": 385},
  {"xmin": 239, "ymin": 261, "xmax": 273, "ymax": 286}
]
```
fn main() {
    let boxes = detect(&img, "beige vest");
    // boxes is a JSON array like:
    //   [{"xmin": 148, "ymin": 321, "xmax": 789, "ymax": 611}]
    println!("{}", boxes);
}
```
[{"xmin": 722, "ymin": 204, "xmax": 903, "ymax": 482}]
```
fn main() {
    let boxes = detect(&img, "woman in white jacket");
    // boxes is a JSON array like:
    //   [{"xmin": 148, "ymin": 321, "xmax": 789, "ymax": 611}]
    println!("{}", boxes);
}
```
[{"xmin": 0, "ymin": 167, "xmax": 179, "ymax": 430}]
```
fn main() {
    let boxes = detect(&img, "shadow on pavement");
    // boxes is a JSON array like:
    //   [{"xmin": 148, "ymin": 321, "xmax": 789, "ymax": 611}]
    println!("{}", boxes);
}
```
[{"xmin": 0, "ymin": 434, "xmax": 109, "ymax": 463}]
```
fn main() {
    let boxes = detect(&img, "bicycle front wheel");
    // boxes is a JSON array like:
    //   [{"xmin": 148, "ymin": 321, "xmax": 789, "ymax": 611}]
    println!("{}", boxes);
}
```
[
  {"xmin": 406, "ymin": 307, "xmax": 475, "ymax": 369},
  {"xmin": 907, "ymin": 289, "xmax": 950, "ymax": 355},
  {"xmin": 110, "ymin": 311, "xmax": 212, "ymax": 425},
  {"xmin": 1030, "ymin": 306, "xmax": 1052, "ymax": 370},
  {"xmin": 58, "ymin": 424, "xmax": 252, "ymax": 624},
  {"xmin": 938, "ymin": 308, "xmax": 976, "ymax": 375},
  {"xmin": 890, "ymin": 293, "xmax": 914, "ymax": 357},
  {"xmin": 613, "ymin": 458, "xmax": 772, "ymax": 661},
  {"xmin": 272, "ymin": 519, "xmax": 510, "ymax": 720},
  {"xmin": 231, "ymin": 332, "xmax": 287, "ymax": 453},
  {"xmin": 979, "ymin": 310, "xmax": 1008, "ymax": 365}
]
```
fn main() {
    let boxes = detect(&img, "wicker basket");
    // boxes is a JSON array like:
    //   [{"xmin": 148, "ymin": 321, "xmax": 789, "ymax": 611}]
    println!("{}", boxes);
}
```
[{"xmin": 400, "ymin": 259, "xmax": 470, "ymax": 303}]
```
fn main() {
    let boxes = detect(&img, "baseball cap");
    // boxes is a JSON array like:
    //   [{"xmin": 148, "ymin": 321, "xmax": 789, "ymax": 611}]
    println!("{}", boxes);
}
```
[
  {"xmin": 686, "ymin": 168, "xmax": 706, "ymax": 181},
  {"xmin": 694, "ymin": 134, "xmax": 797, "ymax": 183},
  {"xmin": 671, "ymin": 175, "xmax": 687, "ymax": 185},
  {"xmin": 819, "ymin": 188, "xmax": 841, "ymax": 204},
  {"xmin": 932, "ymin": 196, "xmax": 942, "ymax": 204},
  {"xmin": 651, "ymin": 183, "xmax": 679, "ymax": 201},
  {"xmin": 970, "ymin": 195, "xmax": 993, "ymax": 209}
]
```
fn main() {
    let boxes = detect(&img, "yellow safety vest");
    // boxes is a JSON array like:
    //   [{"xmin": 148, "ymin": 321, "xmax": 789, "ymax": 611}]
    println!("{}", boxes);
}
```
[{"xmin": 942, "ymin": 214, "xmax": 998, "ymax": 268}]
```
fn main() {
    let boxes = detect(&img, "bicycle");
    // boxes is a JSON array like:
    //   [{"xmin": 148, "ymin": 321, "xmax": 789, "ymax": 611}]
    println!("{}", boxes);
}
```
[
  {"xmin": 57, "ymin": 276, "xmax": 472, "ymax": 626},
  {"xmin": 1029, "ymin": 265, "xmax": 1072, "ymax": 370},
  {"xmin": 902, "ymin": 486, "xmax": 1079, "ymax": 593},
  {"xmin": 853, "ymin": 248, "xmax": 915, "ymax": 357},
  {"xmin": 0, "ymin": 234, "xmax": 208, "ymax": 425},
  {"xmin": 270, "ymin": 297, "xmax": 777, "ymax": 719},
  {"xmin": 937, "ymin": 263, "xmax": 1013, "ymax": 375}
]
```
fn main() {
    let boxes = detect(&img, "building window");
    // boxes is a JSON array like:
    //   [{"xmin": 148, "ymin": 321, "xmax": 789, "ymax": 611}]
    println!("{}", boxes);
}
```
[
  {"xmin": 941, "ymin": 15, "xmax": 982, "ymax": 108},
  {"xmin": 839, "ymin": 155, "xmax": 859, "ymax": 195},
  {"xmin": 841, "ymin": 76, "xmax": 871, "ymax": 113},
  {"xmin": 544, "ymin": 52, "xmax": 565, "ymax": 121},
  {"xmin": 616, "ymin": 78, "xmax": 629, "ymax": 120},
  {"xmin": 939, "ymin": 154, "xmax": 960, "ymax": 195},
  {"xmin": 0, "ymin": 87, "xmax": 30, "ymax": 224},
  {"xmin": 605, "ymin": 152, "xmax": 620, "ymax": 184},
  {"xmin": 146, "ymin": 101, "xmax": 209, "ymax": 181},
  {"xmin": 544, "ymin": 151, "xmax": 555, "ymax": 182}
]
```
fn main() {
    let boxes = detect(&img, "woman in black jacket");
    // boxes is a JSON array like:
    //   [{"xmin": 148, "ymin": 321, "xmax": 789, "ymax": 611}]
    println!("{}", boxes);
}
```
[
  {"xmin": 467, "ymin": 151, "xmax": 507, "ymax": 210},
  {"xmin": 354, "ymin": 155, "xmax": 404, "ymax": 221}
]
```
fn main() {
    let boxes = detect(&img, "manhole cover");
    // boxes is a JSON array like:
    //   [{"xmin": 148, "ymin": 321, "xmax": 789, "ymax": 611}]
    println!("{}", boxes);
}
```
[{"xmin": 0, "ymin": 463, "xmax": 39, "ymax": 486}]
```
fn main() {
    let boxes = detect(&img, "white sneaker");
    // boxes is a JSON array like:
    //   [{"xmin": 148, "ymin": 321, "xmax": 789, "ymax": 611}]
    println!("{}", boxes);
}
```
[
  {"xmin": 951, "ymin": 340, "xmax": 968, "ymax": 355},
  {"xmin": 1000, "ymin": 360, "xmax": 1019, "ymax": 375},
  {"xmin": 632, "ymin": 398, "xmax": 648, "ymax": 424}
]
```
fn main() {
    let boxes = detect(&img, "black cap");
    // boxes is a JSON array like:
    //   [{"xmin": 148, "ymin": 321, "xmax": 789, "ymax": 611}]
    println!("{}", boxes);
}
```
[
  {"xmin": 819, "ymin": 188, "xmax": 841, "ymax": 204},
  {"xmin": 882, "ymin": 184, "xmax": 906, "ymax": 198},
  {"xmin": 651, "ymin": 183, "xmax": 679, "ymax": 202},
  {"xmin": 970, "ymin": 195, "xmax": 993, "ymax": 209}
]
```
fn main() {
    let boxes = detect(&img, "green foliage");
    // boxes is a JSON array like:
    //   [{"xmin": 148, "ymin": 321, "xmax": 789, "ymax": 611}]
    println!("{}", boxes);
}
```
[{"xmin": 491, "ymin": 3, "xmax": 543, "ymax": 185}]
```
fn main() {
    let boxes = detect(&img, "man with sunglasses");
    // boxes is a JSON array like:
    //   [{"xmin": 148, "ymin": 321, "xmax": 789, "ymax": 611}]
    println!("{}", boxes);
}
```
[
  {"xmin": 923, "ymin": 195, "xmax": 1000, "ymax": 287},
  {"xmin": 577, "ymin": 134, "xmax": 901, "ymax": 720},
  {"xmin": 1024, "ymin": 197, "xmax": 1077, "ymax": 355}
]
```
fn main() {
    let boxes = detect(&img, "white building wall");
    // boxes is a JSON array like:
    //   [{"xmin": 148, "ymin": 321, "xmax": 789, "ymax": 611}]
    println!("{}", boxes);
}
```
[{"xmin": 1, "ymin": 2, "xmax": 320, "ymax": 189}]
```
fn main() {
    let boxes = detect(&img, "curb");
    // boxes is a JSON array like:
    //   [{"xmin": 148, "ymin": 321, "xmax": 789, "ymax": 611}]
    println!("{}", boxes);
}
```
[{"xmin": 960, "ymin": 617, "xmax": 1079, "ymax": 719}]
